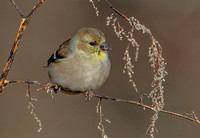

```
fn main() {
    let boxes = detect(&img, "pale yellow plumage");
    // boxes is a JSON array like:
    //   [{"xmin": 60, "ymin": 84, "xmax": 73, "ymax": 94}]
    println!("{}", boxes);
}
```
[{"xmin": 47, "ymin": 28, "xmax": 111, "ymax": 93}]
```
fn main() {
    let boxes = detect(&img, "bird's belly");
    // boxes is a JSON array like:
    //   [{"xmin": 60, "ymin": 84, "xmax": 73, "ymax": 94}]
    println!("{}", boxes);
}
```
[{"xmin": 48, "ymin": 57, "xmax": 110, "ymax": 92}]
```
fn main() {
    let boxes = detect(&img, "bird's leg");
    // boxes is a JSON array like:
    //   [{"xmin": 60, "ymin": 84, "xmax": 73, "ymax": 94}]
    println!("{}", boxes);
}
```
[
  {"xmin": 85, "ymin": 91, "xmax": 94, "ymax": 101},
  {"xmin": 53, "ymin": 84, "xmax": 61, "ymax": 93}
]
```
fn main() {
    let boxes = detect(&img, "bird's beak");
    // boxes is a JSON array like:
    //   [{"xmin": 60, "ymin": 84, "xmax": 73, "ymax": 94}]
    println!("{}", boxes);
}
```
[{"xmin": 100, "ymin": 42, "xmax": 112, "ymax": 51}]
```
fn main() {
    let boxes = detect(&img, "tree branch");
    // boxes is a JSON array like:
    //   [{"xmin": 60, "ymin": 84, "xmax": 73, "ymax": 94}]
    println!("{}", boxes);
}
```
[
  {"xmin": 6, "ymin": 79, "xmax": 200, "ymax": 125},
  {"xmin": 0, "ymin": 0, "xmax": 45, "ymax": 93}
]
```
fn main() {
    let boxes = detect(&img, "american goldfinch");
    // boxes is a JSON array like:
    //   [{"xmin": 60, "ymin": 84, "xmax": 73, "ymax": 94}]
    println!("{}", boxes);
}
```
[{"xmin": 47, "ymin": 28, "xmax": 111, "ymax": 95}]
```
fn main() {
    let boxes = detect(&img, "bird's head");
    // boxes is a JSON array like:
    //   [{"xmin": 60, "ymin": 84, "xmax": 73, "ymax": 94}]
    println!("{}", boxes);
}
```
[{"xmin": 73, "ymin": 28, "xmax": 111, "ymax": 60}]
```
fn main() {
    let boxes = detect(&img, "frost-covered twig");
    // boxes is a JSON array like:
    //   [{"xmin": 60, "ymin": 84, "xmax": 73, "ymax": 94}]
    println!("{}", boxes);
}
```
[
  {"xmin": 102, "ymin": 0, "xmax": 168, "ymax": 137},
  {"xmin": 26, "ymin": 83, "xmax": 42, "ymax": 132}
]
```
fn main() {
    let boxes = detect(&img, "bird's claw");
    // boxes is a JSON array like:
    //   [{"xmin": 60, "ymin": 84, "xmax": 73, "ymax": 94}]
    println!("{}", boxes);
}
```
[
  {"xmin": 85, "ymin": 91, "xmax": 94, "ymax": 101},
  {"xmin": 53, "ymin": 84, "xmax": 61, "ymax": 93}
]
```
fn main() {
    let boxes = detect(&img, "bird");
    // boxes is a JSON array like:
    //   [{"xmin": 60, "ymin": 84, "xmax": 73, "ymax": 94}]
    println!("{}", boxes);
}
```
[{"xmin": 47, "ymin": 28, "xmax": 111, "ymax": 98}]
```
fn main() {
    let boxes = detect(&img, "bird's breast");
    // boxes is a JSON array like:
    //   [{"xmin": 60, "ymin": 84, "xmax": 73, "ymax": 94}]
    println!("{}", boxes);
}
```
[{"xmin": 48, "ymin": 52, "xmax": 110, "ymax": 92}]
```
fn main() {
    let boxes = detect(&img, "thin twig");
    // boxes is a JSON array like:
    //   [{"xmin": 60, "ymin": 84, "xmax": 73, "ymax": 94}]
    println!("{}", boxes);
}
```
[
  {"xmin": 97, "ymin": 98, "xmax": 108, "ymax": 138},
  {"xmin": 104, "ymin": 0, "xmax": 129, "ymax": 22},
  {"xmin": 5, "ymin": 79, "xmax": 200, "ymax": 125},
  {"xmin": 0, "ymin": 0, "xmax": 45, "ymax": 93},
  {"xmin": 10, "ymin": 0, "xmax": 25, "ymax": 18},
  {"xmin": 9, "ymin": 80, "xmax": 47, "ymax": 87},
  {"xmin": 93, "ymin": 94, "xmax": 200, "ymax": 124},
  {"xmin": 105, "ymin": 0, "xmax": 153, "ymax": 38},
  {"xmin": 27, "ymin": 83, "xmax": 31, "ymax": 103}
]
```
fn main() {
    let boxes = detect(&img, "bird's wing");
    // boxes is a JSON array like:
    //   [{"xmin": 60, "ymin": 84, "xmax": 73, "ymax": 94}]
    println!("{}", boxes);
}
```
[{"xmin": 47, "ymin": 39, "xmax": 72, "ymax": 66}]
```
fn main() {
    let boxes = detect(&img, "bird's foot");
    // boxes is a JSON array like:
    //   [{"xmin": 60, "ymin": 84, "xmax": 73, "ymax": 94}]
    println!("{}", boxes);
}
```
[
  {"xmin": 53, "ymin": 84, "xmax": 61, "ymax": 93},
  {"xmin": 85, "ymin": 91, "xmax": 94, "ymax": 101}
]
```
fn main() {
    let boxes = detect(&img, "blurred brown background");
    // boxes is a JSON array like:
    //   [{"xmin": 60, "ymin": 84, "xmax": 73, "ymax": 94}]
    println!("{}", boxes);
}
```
[{"xmin": 0, "ymin": 0, "xmax": 200, "ymax": 137}]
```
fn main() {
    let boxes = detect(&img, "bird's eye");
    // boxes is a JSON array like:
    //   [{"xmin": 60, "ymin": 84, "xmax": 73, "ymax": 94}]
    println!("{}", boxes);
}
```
[{"xmin": 89, "ymin": 41, "xmax": 96, "ymax": 46}]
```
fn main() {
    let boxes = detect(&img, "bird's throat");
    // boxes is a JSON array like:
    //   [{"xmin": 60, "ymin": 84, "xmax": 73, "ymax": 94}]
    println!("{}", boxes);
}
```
[{"xmin": 79, "ymin": 50, "xmax": 107, "ymax": 62}]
